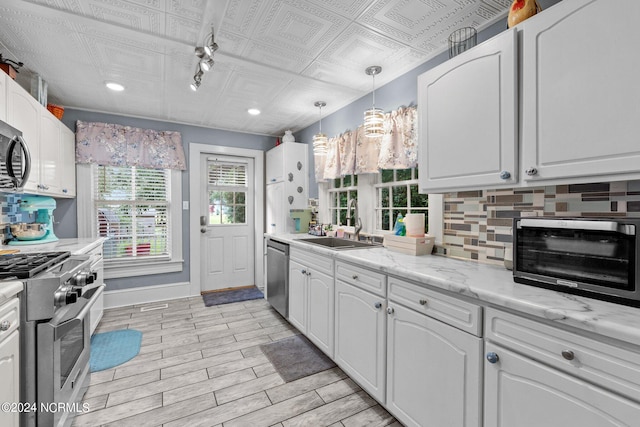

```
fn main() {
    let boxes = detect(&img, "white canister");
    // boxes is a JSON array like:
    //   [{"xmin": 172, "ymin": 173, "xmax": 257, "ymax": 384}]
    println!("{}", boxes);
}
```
[
  {"xmin": 404, "ymin": 213, "xmax": 425, "ymax": 237},
  {"xmin": 282, "ymin": 130, "xmax": 295, "ymax": 143}
]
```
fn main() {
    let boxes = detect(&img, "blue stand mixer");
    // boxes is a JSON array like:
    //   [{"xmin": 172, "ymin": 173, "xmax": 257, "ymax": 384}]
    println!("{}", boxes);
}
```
[{"xmin": 8, "ymin": 195, "xmax": 59, "ymax": 245}]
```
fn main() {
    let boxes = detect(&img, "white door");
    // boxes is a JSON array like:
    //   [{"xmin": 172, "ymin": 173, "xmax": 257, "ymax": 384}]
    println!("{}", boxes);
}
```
[{"xmin": 200, "ymin": 155, "xmax": 255, "ymax": 291}]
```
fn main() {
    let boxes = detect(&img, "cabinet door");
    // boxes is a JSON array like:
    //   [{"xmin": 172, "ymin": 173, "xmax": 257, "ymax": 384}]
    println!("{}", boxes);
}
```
[
  {"xmin": 39, "ymin": 112, "xmax": 62, "ymax": 194},
  {"xmin": 484, "ymin": 343, "xmax": 640, "ymax": 427},
  {"xmin": 266, "ymin": 182, "xmax": 283, "ymax": 234},
  {"xmin": 6, "ymin": 79, "xmax": 40, "ymax": 193},
  {"xmin": 521, "ymin": 0, "xmax": 640, "ymax": 183},
  {"xmin": 288, "ymin": 258, "xmax": 307, "ymax": 333},
  {"xmin": 418, "ymin": 28, "xmax": 517, "ymax": 193},
  {"xmin": 0, "ymin": 72, "xmax": 6, "ymax": 122},
  {"xmin": 266, "ymin": 145, "xmax": 284, "ymax": 183},
  {"xmin": 335, "ymin": 280, "xmax": 386, "ymax": 402},
  {"xmin": 59, "ymin": 124, "xmax": 76, "ymax": 197},
  {"xmin": 0, "ymin": 330, "xmax": 19, "ymax": 427},
  {"xmin": 306, "ymin": 268, "xmax": 334, "ymax": 358},
  {"xmin": 387, "ymin": 303, "xmax": 482, "ymax": 427}
]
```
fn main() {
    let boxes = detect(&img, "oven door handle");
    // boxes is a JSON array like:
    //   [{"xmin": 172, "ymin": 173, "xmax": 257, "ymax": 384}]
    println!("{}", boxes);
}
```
[
  {"xmin": 53, "ymin": 284, "xmax": 104, "ymax": 341},
  {"xmin": 519, "ymin": 218, "xmax": 635, "ymax": 235}
]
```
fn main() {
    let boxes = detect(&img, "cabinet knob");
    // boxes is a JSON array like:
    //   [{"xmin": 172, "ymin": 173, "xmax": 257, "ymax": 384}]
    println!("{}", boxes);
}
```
[
  {"xmin": 62, "ymin": 189, "xmax": 68, "ymax": 193},
  {"xmin": 0, "ymin": 320, "xmax": 10, "ymax": 331},
  {"xmin": 352, "ymin": 275, "xmax": 358, "ymax": 280},
  {"xmin": 525, "ymin": 167, "xmax": 538, "ymax": 176},
  {"xmin": 374, "ymin": 302, "xmax": 382, "ymax": 309},
  {"xmin": 301, "ymin": 269, "xmax": 307, "ymax": 275},
  {"xmin": 499, "ymin": 171, "xmax": 511, "ymax": 180},
  {"xmin": 387, "ymin": 307, "xmax": 395, "ymax": 314},
  {"xmin": 486, "ymin": 352, "xmax": 500, "ymax": 364},
  {"xmin": 561, "ymin": 350, "xmax": 575, "ymax": 361},
  {"xmin": 271, "ymin": 178, "xmax": 276, "ymax": 182},
  {"xmin": 419, "ymin": 299, "xmax": 428, "ymax": 305}
]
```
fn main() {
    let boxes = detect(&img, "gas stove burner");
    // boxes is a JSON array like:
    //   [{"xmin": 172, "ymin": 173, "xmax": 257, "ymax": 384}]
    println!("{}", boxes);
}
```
[{"xmin": 0, "ymin": 251, "xmax": 71, "ymax": 279}]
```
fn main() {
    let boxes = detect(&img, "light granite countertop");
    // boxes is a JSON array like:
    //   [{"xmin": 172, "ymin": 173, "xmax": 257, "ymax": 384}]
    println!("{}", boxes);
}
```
[
  {"xmin": 0, "ymin": 237, "xmax": 106, "ymax": 255},
  {"xmin": 267, "ymin": 233, "xmax": 640, "ymax": 349},
  {"xmin": 0, "ymin": 280, "xmax": 22, "ymax": 306}
]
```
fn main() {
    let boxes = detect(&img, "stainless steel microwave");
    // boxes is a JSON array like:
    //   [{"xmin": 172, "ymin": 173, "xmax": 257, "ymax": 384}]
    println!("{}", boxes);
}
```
[
  {"xmin": 513, "ymin": 217, "xmax": 640, "ymax": 307},
  {"xmin": 0, "ymin": 119, "xmax": 30, "ymax": 190}
]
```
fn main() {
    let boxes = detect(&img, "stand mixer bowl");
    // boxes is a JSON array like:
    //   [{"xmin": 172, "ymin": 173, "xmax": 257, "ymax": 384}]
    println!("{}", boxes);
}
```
[{"xmin": 10, "ymin": 223, "xmax": 47, "ymax": 241}]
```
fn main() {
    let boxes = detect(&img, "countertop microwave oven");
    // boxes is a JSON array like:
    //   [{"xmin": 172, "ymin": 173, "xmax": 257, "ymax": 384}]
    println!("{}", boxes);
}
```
[
  {"xmin": 0, "ymin": 119, "xmax": 31, "ymax": 191},
  {"xmin": 513, "ymin": 217, "xmax": 640, "ymax": 307}
]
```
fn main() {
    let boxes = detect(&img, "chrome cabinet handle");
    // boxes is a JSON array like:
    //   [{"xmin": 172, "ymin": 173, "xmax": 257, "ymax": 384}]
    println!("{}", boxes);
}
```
[
  {"xmin": 352, "ymin": 274, "xmax": 358, "ymax": 280},
  {"xmin": 0, "ymin": 320, "xmax": 10, "ymax": 331},
  {"xmin": 387, "ymin": 307, "xmax": 394, "ymax": 314},
  {"xmin": 561, "ymin": 350, "xmax": 575, "ymax": 361},
  {"xmin": 374, "ymin": 302, "xmax": 382, "ymax": 309},
  {"xmin": 525, "ymin": 167, "xmax": 538, "ymax": 176},
  {"xmin": 499, "ymin": 171, "xmax": 511, "ymax": 180},
  {"xmin": 486, "ymin": 352, "xmax": 499, "ymax": 364},
  {"xmin": 419, "ymin": 299, "xmax": 428, "ymax": 305}
]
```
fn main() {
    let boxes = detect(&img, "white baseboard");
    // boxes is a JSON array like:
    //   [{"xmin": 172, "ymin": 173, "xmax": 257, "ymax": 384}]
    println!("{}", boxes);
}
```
[{"xmin": 103, "ymin": 282, "xmax": 196, "ymax": 309}]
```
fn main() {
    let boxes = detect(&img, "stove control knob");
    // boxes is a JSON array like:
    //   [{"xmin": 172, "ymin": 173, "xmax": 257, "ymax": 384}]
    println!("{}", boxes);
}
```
[
  {"xmin": 86, "ymin": 271, "xmax": 97, "ymax": 285},
  {"xmin": 70, "ymin": 285, "xmax": 83, "ymax": 298},
  {"xmin": 65, "ymin": 292, "xmax": 78, "ymax": 305}
]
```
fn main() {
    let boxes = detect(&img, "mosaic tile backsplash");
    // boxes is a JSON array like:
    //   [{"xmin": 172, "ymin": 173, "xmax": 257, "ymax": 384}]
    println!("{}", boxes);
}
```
[
  {"xmin": 0, "ymin": 193, "xmax": 23, "ymax": 242},
  {"xmin": 439, "ymin": 180, "xmax": 640, "ymax": 266}
]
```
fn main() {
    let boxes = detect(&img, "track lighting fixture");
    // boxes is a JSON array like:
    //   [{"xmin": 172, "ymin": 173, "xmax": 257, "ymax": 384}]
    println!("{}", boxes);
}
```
[{"xmin": 190, "ymin": 26, "xmax": 218, "ymax": 91}]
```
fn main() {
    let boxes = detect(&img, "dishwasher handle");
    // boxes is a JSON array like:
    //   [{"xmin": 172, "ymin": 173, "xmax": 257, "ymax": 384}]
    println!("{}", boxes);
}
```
[{"xmin": 266, "ymin": 239, "xmax": 289, "ymax": 255}]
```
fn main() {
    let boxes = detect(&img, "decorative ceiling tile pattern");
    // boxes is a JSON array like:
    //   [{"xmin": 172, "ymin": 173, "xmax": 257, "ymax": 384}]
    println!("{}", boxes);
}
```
[{"xmin": 0, "ymin": 0, "xmax": 509, "ymax": 136}]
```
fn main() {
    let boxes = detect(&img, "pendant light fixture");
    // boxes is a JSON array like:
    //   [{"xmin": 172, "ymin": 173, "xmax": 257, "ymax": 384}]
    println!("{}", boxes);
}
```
[
  {"xmin": 363, "ymin": 65, "xmax": 384, "ymax": 137},
  {"xmin": 312, "ymin": 101, "xmax": 328, "ymax": 156}
]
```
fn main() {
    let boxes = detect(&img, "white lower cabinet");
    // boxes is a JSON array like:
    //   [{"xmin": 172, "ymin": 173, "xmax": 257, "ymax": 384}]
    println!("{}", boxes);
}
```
[
  {"xmin": 334, "ymin": 278, "xmax": 387, "ymax": 403},
  {"xmin": 0, "ymin": 298, "xmax": 20, "ymax": 427},
  {"xmin": 288, "ymin": 248, "xmax": 334, "ymax": 357},
  {"xmin": 386, "ymin": 303, "xmax": 482, "ymax": 427},
  {"xmin": 484, "ymin": 343, "xmax": 640, "ymax": 426}
]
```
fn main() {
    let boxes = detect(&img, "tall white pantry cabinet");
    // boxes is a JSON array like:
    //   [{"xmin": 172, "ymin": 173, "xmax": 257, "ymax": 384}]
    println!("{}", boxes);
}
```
[{"xmin": 265, "ymin": 141, "xmax": 309, "ymax": 235}]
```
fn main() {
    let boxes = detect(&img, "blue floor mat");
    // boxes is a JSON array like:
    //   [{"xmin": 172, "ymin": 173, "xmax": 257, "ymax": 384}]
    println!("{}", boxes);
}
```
[
  {"xmin": 202, "ymin": 286, "xmax": 264, "ymax": 307},
  {"xmin": 90, "ymin": 329, "xmax": 142, "ymax": 372}
]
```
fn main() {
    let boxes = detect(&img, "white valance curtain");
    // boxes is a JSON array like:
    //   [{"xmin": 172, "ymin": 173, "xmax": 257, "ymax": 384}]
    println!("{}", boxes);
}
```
[
  {"xmin": 315, "ymin": 105, "xmax": 417, "ymax": 181},
  {"xmin": 75, "ymin": 120, "xmax": 187, "ymax": 170}
]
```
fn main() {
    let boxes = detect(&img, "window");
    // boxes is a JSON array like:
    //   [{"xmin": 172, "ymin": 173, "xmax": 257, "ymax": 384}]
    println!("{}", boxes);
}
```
[
  {"xmin": 328, "ymin": 174, "xmax": 358, "ymax": 226},
  {"xmin": 375, "ymin": 168, "xmax": 428, "ymax": 232},
  {"xmin": 77, "ymin": 164, "xmax": 183, "ymax": 278},
  {"xmin": 207, "ymin": 161, "xmax": 247, "ymax": 225}
]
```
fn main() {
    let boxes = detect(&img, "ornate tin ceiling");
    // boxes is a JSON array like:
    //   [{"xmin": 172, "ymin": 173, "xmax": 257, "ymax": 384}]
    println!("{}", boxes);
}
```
[{"xmin": 0, "ymin": 0, "xmax": 510, "ymax": 135}]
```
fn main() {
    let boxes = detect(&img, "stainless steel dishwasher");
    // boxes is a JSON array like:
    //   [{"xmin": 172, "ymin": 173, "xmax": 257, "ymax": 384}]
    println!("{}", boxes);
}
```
[{"xmin": 266, "ymin": 238, "xmax": 289, "ymax": 318}]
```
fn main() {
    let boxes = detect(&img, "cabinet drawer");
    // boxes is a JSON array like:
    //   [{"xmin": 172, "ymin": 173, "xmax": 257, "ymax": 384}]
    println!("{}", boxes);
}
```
[
  {"xmin": 335, "ymin": 261, "xmax": 386, "ymax": 297},
  {"xmin": 0, "ymin": 298, "xmax": 19, "ymax": 343},
  {"xmin": 290, "ymin": 248, "xmax": 333, "ymax": 273},
  {"xmin": 388, "ymin": 277, "xmax": 481, "ymax": 337},
  {"xmin": 486, "ymin": 308, "xmax": 640, "ymax": 402}
]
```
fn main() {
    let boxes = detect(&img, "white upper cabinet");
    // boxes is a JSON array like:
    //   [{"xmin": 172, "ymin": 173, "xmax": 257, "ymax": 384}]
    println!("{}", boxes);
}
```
[
  {"xmin": 0, "ymin": 72, "xmax": 7, "ymax": 122},
  {"xmin": 521, "ymin": 0, "xmax": 640, "ymax": 184},
  {"xmin": 418, "ymin": 28, "xmax": 517, "ymax": 193}
]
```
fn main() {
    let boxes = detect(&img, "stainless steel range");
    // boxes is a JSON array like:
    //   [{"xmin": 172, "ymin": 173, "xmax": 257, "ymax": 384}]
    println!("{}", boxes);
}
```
[{"xmin": 0, "ymin": 251, "xmax": 104, "ymax": 427}]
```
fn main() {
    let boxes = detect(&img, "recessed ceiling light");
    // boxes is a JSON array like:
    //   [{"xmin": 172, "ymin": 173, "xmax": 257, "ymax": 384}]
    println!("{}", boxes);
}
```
[
  {"xmin": 247, "ymin": 108, "xmax": 261, "ymax": 116},
  {"xmin": 106, "ymin": 82, "xmax": 125, "ymax": 92}
]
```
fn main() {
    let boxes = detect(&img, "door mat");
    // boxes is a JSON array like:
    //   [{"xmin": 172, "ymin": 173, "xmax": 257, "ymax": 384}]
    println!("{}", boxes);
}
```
[
  {"xmin": 90, "ymin": 329, "xmax": 142, "ymax": 372},
  {"xmin": 260, "ymin": 334, "xmax": 336, "ymax": 383},
  {"xmin": 202, "ymin": 286, "xmax": 264, "ymax": 307}
]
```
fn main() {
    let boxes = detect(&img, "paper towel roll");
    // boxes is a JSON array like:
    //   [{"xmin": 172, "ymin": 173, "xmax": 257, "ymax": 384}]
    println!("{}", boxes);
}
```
[{"xmin": 404, "ymin": 213, "xmax": 425, "ymax": 237}]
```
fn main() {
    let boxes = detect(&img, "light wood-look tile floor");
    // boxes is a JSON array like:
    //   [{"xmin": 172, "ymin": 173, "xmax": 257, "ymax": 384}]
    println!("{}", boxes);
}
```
[{"xmin": 73, "ymin": 296, "xmax": 400, "ymax": 427}]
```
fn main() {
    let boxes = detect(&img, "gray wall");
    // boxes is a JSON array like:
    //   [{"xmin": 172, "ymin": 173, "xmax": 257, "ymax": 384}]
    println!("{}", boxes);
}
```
[
  {"xmin": 60, "ymin": 109, "xmax": 274, "ymax": 291},
  {"xmin": 295, "ymin": 0, "xmax": 561, "ymax": 198}
]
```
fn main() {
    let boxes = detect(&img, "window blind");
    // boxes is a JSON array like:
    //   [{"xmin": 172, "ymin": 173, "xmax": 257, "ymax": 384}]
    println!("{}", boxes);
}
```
[
  {"xmin": 208, "ymin": 162, "xmax": 247, "ymax": 187},
  {"xmin": 94, "ymin": 166, "xmax": 170, "ymax": 260}
]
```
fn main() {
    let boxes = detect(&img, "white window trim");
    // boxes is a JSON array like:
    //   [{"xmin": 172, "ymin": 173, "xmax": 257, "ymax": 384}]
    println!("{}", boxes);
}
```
[
  {"xmin": 76, "ymin": 163, "xmax": 184, "ymax": 279},
  {"xmin": 317, "ymin": 173, "xmax": 443, "ymax": 242},
  {"xmin": 373, "ymin": 170, "xmax": 428, "ymax": 234}
]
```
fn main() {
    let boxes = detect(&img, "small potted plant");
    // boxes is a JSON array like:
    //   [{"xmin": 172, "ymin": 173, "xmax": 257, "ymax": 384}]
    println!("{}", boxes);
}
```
[{"xmin": 324, "ymin": 224, "xmax": 335, "ymax": 237}]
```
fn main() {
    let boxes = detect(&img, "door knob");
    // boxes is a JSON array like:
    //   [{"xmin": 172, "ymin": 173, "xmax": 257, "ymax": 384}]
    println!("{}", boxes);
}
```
[{"xmin": 200, "ymin": 228, "xmax": 206, "ymax": 234}]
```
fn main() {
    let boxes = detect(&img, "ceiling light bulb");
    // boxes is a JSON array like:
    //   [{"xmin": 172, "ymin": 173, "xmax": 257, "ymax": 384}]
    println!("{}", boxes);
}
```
[
  {"xmin": 106, "ymin": 82, "xmax": 124, "ymax": 91},
  {"xmin": 190, "ymin": 80, "xmax": 200, "ymax": 91},
  {"xmin": 204, "ymin": 42, "xmax": 218, "ymax": 57},
  {"xmin": 200, "ymin": 57, "xmax": 214, "ymax": 72},
  {"xmin": 247, "ymin": 108, "xmax": 261, "ymax": 116}
]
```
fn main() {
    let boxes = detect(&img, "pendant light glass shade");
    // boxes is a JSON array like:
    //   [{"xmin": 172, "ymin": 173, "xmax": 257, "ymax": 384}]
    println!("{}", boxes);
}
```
[
  {"xmin": 313, "ymin": 101, "xmax": 328, "ymax": 155},
  {"xmin": 364, "ymin": 66, "xmax": 384, "ymax": 137}
]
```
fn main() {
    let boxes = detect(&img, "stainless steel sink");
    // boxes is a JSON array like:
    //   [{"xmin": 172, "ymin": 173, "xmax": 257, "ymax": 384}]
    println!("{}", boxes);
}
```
[{"xmin": 296, "ymin": 237, "xmax": 382, "ymax": 250}]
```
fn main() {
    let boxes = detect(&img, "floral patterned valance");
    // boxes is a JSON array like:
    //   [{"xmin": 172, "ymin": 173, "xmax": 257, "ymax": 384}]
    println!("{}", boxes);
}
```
[
  {"xmin": 315, "ymin": 105, "xmax": 417, "ymax": 181},
  {"xmin": 75, "ymin": 120, "xmax": 187, "ymax": 170}
]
